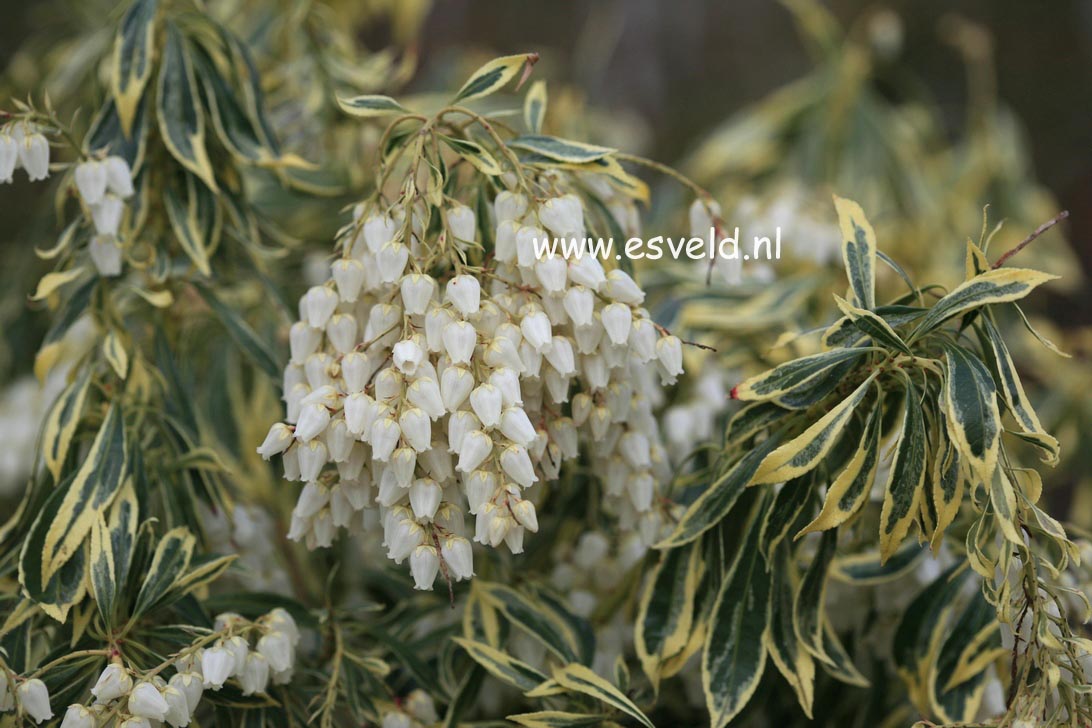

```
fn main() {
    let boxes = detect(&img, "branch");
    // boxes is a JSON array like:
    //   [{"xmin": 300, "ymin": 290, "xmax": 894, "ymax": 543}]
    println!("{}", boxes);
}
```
[{"xmin": 992, "ymin": 210, "xmax": 1069, "ymax": 269}]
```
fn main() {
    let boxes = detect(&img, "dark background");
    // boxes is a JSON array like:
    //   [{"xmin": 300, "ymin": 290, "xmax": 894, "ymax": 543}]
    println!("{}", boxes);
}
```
[{"xmin": 2, "ymin": 0, "xmax": 1090, "ymax": 306}]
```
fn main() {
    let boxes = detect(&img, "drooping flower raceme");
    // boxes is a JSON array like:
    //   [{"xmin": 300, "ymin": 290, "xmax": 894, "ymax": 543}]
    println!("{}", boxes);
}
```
[{"xmin": 259, "ymin": 169, "xmax": 686, "ymax": 589}]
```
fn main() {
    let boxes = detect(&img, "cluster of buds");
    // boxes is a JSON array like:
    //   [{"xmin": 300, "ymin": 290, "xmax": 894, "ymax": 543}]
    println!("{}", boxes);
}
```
[
  {"xmin": 258, "ymin": 170, "xmax": 685, "ymax": 589},
  {"xmin": 71, "ymin": 155, "xmax": 135, "ymax": 277},
  {"xmin": 0, "ymin": 674, "xmax": 53, "ymax": 724},
  {"xmin": 0, "ymin": 121, "xmax": 50, "ymax": 184},
  {"xmin": 44, "ymin": 608, "xmax": 299, "ymax": 728}
]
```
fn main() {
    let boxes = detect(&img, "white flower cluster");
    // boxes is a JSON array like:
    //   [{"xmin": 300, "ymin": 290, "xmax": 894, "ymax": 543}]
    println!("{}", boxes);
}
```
[
  {"xmin": 258, "ymin": 181, "xmax": 684, "ymax": 589},
  {"xmin": 0, "ymin": 676, "xmax": 53, "ymax": 725},
  {"xmin": 0, "ymin": 122, "xmax": 50, "ymax": 184},
  {"xmin": 72, "ymin": 155, "xmax": 135, "ymax": 277},
  {"xmin": 40, "ymin": 609, "xmax": 299, "ymax": 728},
  {"xmin": 199, "ymin": 502, "xmax": 293, "ymax": 594}
]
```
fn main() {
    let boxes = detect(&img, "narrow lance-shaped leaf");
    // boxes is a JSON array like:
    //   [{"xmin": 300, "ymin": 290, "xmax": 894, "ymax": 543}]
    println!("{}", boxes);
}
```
[
  {"xmin": 793, "ymin": 528, "xmax": 838, "ymax": 664},
  {"xmin": 657, "ymin": 436, "xmax": 781, "ymax": 548},
  {"xmin": 157, "ymin": 24, "xmax": 218, "ymax": 191},
  {"xmin": 833, "ymin": 295, "xmax": 912, "ymax": 355},
  {"xmin": 111, "ymin": 0, "xmax": 158, "ymax": 135},
  {"xmin": 133, "ymin": 527, "xmax": 196, "ymax": 618},
  {"xmin": 89, "ymin": 515, "xmax": 117, "ymax": 624},
  {"xmin": 977, "ymin": 316, "xmax": 1059, "ymax": 464},
  {"xmin": 41, "ymin": 367, "xmax": 92, "ymax": 483},
  {"xmin": 752, "ymin": 372, "xmax": 878, "ymax": 485},
  {"xmin": 930, "ymin": 591, "xmax": 997, "ymax": 723},
  {"xmin": 452, "ymin": 638, "xmax": 547, "ymax": 692},
  {"xmin": 107, "ymin": 478, "xmax": 139, "ymax": 596},
  {"xmin": 42, "ymin": 402, "xmax": 128, "ymax": 583},
  {"xmin": 910, "ymin": 268, "xmax": 1057, "ymax": 341},
  {"xmin": 551, "ymin": 664, "xmax": 654, "ymax": 728},
  {"xmin": 478, "ymin": 582, "xmax": 582, "ymax": 664},
  {"xmin": 453, "ymin": 53, "xmax": 538, "ymax": 103},
  {"xmin": 931, "ymin": 444, "xmax": 963, "ymax": 551},
  {"xmin": 763, "ymin": 545, "xmax": 815, "ymax": 718},
  {"xmin": 702, "ymin": 499, "xmax": 772, "ymax": 728},
  {"xmin": 879, "ymin": 377, "xmax": 928, "ymax": 562},
  {"xmin": 732, "ymin": 348, "xmax": 865, "ymax": 402},
  {"xmin": 440, "ymin": 135, "xmax": 504, "ymax": 177},
  {"xmin": 798, "ymin": 406, "xmax": 881, "ymax": 536},
  {"xmin": 818, "ymin": 619, "xmax": 869, "ymax": 687},
  {"xmin": 523, "ymin": 80, "xmax": 547, "ymax": 134},
  {"xmin": 164, "ymin": 181, "xmax": 211, "ymax": 277},
  {"xmin": 507, "ymin": 711, "xmax": 607, "ymax": 728},
  {"xmin": 636, "ymin": 543, "xmax": 702, "ymax": 688},
  {"xmin": 941, "ymin": 342, "xmax": 1000, "ymax": 488},
  {"xmin": 18, "ymin": 475, "xmax": 88, "ymax": 623},
  {"xmin": 336, "ymin": 94, "xmax": 408, "ymax": 118},
  {"xmin": 833, "ymin": 194, "xmax": 877, "ymax": 309},
  {"xmin": 509, "ymin": 135, "xmax": 615, "ymax": 164},
  {"xmin": 830, "ymin": 543, "xmax": 924, "ymax": 586}
]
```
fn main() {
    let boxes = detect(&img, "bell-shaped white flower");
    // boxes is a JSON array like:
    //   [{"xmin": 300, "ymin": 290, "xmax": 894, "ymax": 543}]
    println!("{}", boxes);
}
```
[
  {"xmin": 469, "ymin": 384, "xmax": 502, "ymax": 429},
  {"xmin": 605, "ymin": 270, "xmax": 645, "ymax": 304},
  {"xmin": 294, "ymin": 401, "xmax": 330, "ymax": 443},
  {"xmin": 538, "ymin": 194, "xmax": 584, "ymax": 237},
  {"xmin": 104, "ymin": 156, "xmax": 134, "ymax": 198},
  {"xmin": 519, "ymin": 309, "xmax": 552, "ymax": 352},
  {"xmin": 168, "ymin": 673, "xmax": 203, "ymax": 714},
  {"xmin": 568, "ymin": 255, "xmax": 606, "ymax": 290},
  {"xmin": 494, "ymin": 191, "xmax": 527, "ymax": 223},
  {"xmin": 563, "ymin": 286, "xmax": 594, "ymax": 327},
  {"xmin": 128, "ymin": 682, "xmax": 168, "ymax": 721},
  {"xmin": 447, "ymin": 203, "xmax": 476, "ymax": 244},
  {"xmin": 201, "ymin": 646, "xmax": 235, "ymax": 689},
  {"xmin": 656, "ymin": 335, "xmax": 684, "ymax": 380},
  {"xmin": 406, "ymin": 377, "xmax": 444, "ymax": 420},
  {"xmin": 19, "ymin": 131, "xmax": 50, "ymax": 181},
  {"xmin": 400, "ymin": 274, "xmax": 436, "ymax": 315},
  {"xmin": 120, "ymin": 718, "xmax": 152, "ymax": 728},
  {"xmin": 87, "ymin": 234, "xmax": 124, "ymax": 277},
  {"xmin": 331, "ymin": 258, "xmax": 365, "ymax": 302},
  {"xmin": 363, "ymin": 213, "xmax": 396, "ymax": 252},
  {"xmin": 515, "ymin": 225, "xmax": 547, "ymax": 268},
  {"xmin": 292, "ymin": 480, "xmax": 325, "ymax": 521},
  {"xmin": 500, "ymin": 444, "xmax": 537, "ymax": 487},
  {"xmin": 267, "ymin": 608, "xmax": 301, "ymax": 646},
  {"xmin": 257, "ymin": 423, "xmax": 293, "ymax": 459},
  {"xmin": 627, "ymin": 472, "xmax": 655, "ymax": 511},
  {"xmin": 441, "ymin": 536, "xmax": 474, "ymax": 580},
  {"xmin": 392, "ymin": 339, "xmax": 425, "ymax": 376},
  {"xmin": 445, "ymin": 275, "xmax": 481, "ymax": 316},
  {"xmin": 544, "ymin": 336, "xmax": 575, "ymax": 376},
  {"xmin": 162, "ymin": 686, "xmax": 190, "ymax": 727},
  {"xmin": 91, "ymin": 662, "xmax": 133, "ymax": 704},
  {"xmin": 385, "ymin": 516, "xmax": 422, "ymax": 562},
  {"xmin": 370, "ymin": 417, "xmax": 401, "ymax": 461},
  {"xmin": 512, "ymin": 499, "xmax": 539, "ymax": 532},
  {"xmin": 424, "ymin": 307, "xmax": 454, "ymax": 352},
  {"xmin": 376, "ymin": 242, "xmax": 409, "ymax": 282},
  {"xmin": 301, "ymin": 285, "xmax": 339, "ymax": 329},
  {"xmin": 409, "ymin": 478, "xmax": 442, "ymax": 520},
  {"xmin": 494, "ymin": 219, "xmax": 519, "ymax": 262},
  {"xmin": 499, "ymin": 407, "xmax": 536, "ymax": 447},
  {"xmin": 405, "ymin": 689, "xmax": 439, "ymax": 724},
  {"xmin": 489, "ymin": 367, "xmax": 522, "ymax": 406},
  {"xmin": 297, "ymin": 438, "xmax": 325, "ymax": 484},
  {"xmin": 601, "ymin": 303, "xmax": 632, "ymax": 345},
  {"xmin": 399, "ymin": 407, "xmax": 432, "ymax": 452},
  {"xmin": 257, "ymin": 631, "xmax": 294, "ymax": 673},
  {"xmin": 325, "ymin": 314, "xmax": 357, "ymax": 354},
  {"xmin": 289, "ymin": 322, "xmax": 321, "ymax": 364},
  {"xmin": 59, "ymin": 704, "xmax": 95, "ymax": 728},
  {"xmin": 75, "ymin": 159, "xmax": 107, "ymax": 205},
  {"xmin": 17, "ymin": 678, "xmax": 52, "ymax": 723},
  {"xmin": 441, "ymin": 321, "xmax": 477, "ymax": 365},
  {"xmin": 440, "ymin": 367, "xmax": 474, "ymax": 412},
  {"xmin": 0, "ymin": 132, "xmax": 17, "ymax": 183},
  {"xmin": 456, "ymin": 430, "xmax": 493, "ymax": 473},
  {"xmin": 410, "ymin": 545, "xmax": 440, "ymax": 590},
  {"xmin": 91, "ymin": 195, "xmax": 124, "ymax": 237},
  {"xmin": 239, "ymin": 653, "xmax": 270, "ymax": 696},
  {"xmin": 536, "ymin": 256, "xmax": 567, "ymax": 293}
]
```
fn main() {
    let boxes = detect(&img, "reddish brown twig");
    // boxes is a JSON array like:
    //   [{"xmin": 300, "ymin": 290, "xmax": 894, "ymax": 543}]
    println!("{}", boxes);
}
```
[{"xmin": 992, "ymin": 210, "xmax": 1069, "ymax": 269}]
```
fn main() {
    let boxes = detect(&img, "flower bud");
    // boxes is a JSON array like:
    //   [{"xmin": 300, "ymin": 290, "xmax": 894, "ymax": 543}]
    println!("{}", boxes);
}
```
[
  {"xmin": 511, "ymin": 499, "xmax": 539, "ymax": 532},
  {"xmin": 499, "ymin": 407, "xmax": 536, "ymax": 447},
  {"xmin": 500, "ymin": 444, "xmax": 536, "ymax": 488},
  {"xmin": 257, "ymin": 423, "xmax": 293, "ymax": 459}
]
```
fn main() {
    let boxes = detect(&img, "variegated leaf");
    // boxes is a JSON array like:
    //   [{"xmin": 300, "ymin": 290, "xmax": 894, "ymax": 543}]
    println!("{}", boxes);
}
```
[
  {"xmin": 931, "ymin": 444, "xmax": 963, "ymax": 550},
  {"xmin": 336, "ymin": 94, "xmax": 408, "ymax": 118},
  {"xmin": 440, "ymin": 135, "xmax": 504, "ymax": 176},
  {"xmin": 764, "ymin": 545, "xmax": 815, "ymax": 718},
  {"xmin": 798, "ymin": 406, "xmax": 881, "ymax": 536},
  {"xmin": 18, "ymin": 476, "xmax": 88, "ymax": 623},
  {"xmin": 452, "ymin": 637, "xmax": 548, "ymax": 693},
  {"xmin": 636, "ymin": 543, "xmax": 702, "ymax": 688},
  {"xmin": 941, "ymin": 342, "xmax": 1000, "ymax": 488},
  {"xmin": 41, "ymin": 368, "xmax": 92, "ymax": 483},
  {"xmin": 830, "ymin": 543, "xmax": 924, "ymax": 585},
  {"xmin": 111, "ymin": 0, "xmax": 158, "ymax": 135},
  {"xmin": 732, "ymin": 348, "xmax": 865, "ymax": 402},
  {"xmin": 833, "ymin": 195, "xmax": 877, "ymax": 309},
  {"xmin": 551, "ymin": 664, "xmax": 653, "ymax": 728},
  {"xmin": 911, "ymin": 268, "xmax": 1057, "ymax": 340},
  {"xmin": 510, "ymin": 135, "xmax": 615, "ymax": 164},
  {"xmin": 453, "ymin": 53, "xmax": 538, "ymax": 103},
  {"xmin": 702, "ymin": 499, "xmax": 771, "ymax": 727},
  {"xmin": 879, "ymin": 378, "xmax": 927, "ymax": 562},
  {"xmin": 89, "ymin": 515, "xmax": 117, "ymax": 623},
  {"xmin": 930, "ymin": 591, "xmax": 996, "ymax": 723},
  {"xmin": 752, "ymin": 372, "xmax": 877, "ymax": 485},
  {"xmin": 833, "ymin": 295, "xmax": 912, "ymax": 355},
  {"xmin": 132, "ymin": 527, "xmax": 196, "ymax": 618},
  {"xmin": 478, "ymin": 582, "xmax": 583, "ymax": 664},
  {"xmin": 102, "ymin": 331, "xmax": 129, "ymax": 379},
  {"xmin": 157, "ymin": 24, "xmax": 218, "ymax": 191},
  {"xmin": 42, "ymin": 403, "xmax": 128, "ymax": 583},
  {"xmin": 793, "ymin": 528, "xmax": 838, "ymax": 664},
  {"xmin": 523, "ymin": 80, "xmax": 547, "ymax": 134}
]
